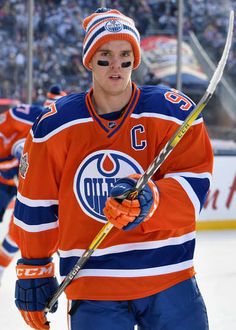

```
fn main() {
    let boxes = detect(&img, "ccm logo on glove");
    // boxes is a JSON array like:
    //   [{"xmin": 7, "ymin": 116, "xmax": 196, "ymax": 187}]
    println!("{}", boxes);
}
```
[
  {"xmin": 15, "ymin": 258, "xmax": 59, "ymax": 329},
  {"xmin": 16, "ymin": 262, "xmax": 54, "ymax": 279}
]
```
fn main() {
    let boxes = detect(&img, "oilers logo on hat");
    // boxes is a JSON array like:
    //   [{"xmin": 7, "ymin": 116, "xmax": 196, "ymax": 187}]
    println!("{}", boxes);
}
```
[
  {"xmin": 73, "ymin": 150, "xmax": 143, "ymax": 222},
  {"xmin": 105, "ymin": 20, "xmax": 123, "ymax": 33}
]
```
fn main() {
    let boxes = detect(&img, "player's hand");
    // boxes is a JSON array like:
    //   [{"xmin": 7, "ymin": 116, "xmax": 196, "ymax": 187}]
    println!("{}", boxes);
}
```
[
  {"xmin": 15, "ymin": 258, "xmax": 59, "ymax": 329},
  {"xmin": 103, "ymin": 174, "xmax": 159, "ymax": 230}
]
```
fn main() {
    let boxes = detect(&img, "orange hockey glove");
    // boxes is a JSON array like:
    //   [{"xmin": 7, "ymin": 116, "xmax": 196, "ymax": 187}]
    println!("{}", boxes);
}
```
[
  {"xmin": 15, "ymin": 258, "xmax": 58, "ymax": 330},
  {"xmin": 103, "ymin": 174, "xmax": 159, "ymax": 230}
]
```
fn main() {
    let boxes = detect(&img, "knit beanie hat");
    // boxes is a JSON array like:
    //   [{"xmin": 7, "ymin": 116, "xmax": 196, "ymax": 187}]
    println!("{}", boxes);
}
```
[{"xmin": 82, "ymin": 8, "xmax": 141, "ymax": 70}]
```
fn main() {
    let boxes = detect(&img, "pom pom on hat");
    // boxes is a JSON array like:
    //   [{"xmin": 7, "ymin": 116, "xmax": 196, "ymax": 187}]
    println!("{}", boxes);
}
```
[{"xmin": 82, "ymin": 8, "xmax": 141, "ymax": 70}]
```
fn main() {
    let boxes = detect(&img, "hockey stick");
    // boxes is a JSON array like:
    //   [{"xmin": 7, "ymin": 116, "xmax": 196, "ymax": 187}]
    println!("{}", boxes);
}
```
[{"xmin": 45, "ymin": 10, "xmax": 234, "ymax": 313}]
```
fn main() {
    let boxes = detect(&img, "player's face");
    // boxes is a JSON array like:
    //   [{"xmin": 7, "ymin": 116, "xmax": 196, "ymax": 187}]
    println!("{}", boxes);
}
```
[{"xmin": 89, "ymin": 40, "xmax": 134, "ymax": 96}]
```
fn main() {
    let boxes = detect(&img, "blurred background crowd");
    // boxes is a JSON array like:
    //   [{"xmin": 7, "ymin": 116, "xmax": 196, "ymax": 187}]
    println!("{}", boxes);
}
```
[
  {"xmin": 0, "ymin": 0, "xmax": 235, "ymax": 98},
  {"xmin": 0, "ymin": 0, "xmax": 236, "ymax": 142}
]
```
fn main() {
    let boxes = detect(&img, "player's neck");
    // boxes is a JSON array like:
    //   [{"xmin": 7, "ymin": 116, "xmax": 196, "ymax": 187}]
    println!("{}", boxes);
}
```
[{"xmin": 92, "ymin": 84, "xmax": 133, "ymax": 115}]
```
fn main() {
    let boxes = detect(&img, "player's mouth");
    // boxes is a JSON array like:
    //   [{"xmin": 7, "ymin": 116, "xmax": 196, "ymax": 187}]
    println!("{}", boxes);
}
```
[{"xmin": 109, "ymin": 74, "xmax": 122, "ymax": 80}]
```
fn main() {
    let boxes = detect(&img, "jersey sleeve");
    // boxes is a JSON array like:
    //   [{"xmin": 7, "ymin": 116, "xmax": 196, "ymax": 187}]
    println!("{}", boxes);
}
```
[
  {"xmin": 0, "ymin": 105, "xmax": 44, "ymax": 187},
  {"xmin": 13, "ymin": 108, "xmax": 63, "ymax": 259},
  {"xmin": 142, "ymin": 94, "xmax": 213, "ymax": 233},
  {"xmin": 9, "ymin": 104, "xmax": 44, "ymax": 157}
]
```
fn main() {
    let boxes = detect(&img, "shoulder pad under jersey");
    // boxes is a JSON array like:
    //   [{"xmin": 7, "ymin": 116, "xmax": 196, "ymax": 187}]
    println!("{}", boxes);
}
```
[
  {"xmin": 9, "ymin": 104, "xmax": 44, "ymax": 125},
  {"xmin": 32, "ymin": 93, "xmax": 91, "ymax": 139},
  {"xmin": 135, "ymin": 85, "xmax": 198, "ymax": 122}
]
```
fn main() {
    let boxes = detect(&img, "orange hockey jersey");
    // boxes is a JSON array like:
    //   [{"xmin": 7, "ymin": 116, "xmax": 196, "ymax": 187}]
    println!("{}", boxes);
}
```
[
  {"xmin": 13, "ymin": 83, "xmax": 213, "ymax": 300},
  {"xmin": 0, "ymin": 104, "xmax": 43, "ymax": 186}
]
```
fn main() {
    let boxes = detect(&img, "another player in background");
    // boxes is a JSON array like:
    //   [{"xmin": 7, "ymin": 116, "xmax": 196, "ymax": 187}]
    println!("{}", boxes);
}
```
[
  {"xmin": 43, "ymin": 85, "xmax": 67, "ymax": 107},
  {"xmin": 0, "ymin": 103, "xmax": 44, "ymax": 284},
  {"xmin": 13, "ymin": 8, "xmax": 212, "ymax": 330},
  {"xmin": 0, "ymin": 86, "xmax": 66, "ymax": 284}
]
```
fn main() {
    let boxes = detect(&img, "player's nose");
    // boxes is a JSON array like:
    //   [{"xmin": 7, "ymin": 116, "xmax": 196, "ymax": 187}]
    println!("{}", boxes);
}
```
[{"xmin": 109, "ymin": 56, "xmax": 121, "ymax": 69}]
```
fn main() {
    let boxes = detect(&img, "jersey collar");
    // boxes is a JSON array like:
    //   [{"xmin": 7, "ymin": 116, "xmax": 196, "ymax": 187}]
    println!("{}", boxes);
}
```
[{"xmin": 85, "ymin": 82, "xmax": 140, "ymax": 138}]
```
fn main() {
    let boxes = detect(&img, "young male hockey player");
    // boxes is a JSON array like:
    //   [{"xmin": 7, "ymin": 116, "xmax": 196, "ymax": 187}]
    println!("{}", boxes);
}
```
[
  {"xmin": 13, "ymin": 8, "xmax": 212, "ymax": 330},
  {"xmin": 0, "ymin": 88, "xmax": 67, "ymax": 284}
]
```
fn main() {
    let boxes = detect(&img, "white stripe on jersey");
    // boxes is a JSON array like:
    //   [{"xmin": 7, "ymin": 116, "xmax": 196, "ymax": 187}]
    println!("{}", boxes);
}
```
[
  {"xmin": 165, "ymin": 171, "xmax": 212, "ymax": 185},
  {"xmin": 164, "ymin": 171, "xmax": 211, "ymax": 219},
  {"xmin": 4, "ymin": 234, "xmax": 18, "ymax": 248},
  {"xmin": 17, "ymin": 191, "xmax": 58, "ymax": 207},
  {"xmin": 61, "ymin": 260, "xmax": 193, "ymax": 279},
  {"xmin": 14, "ymin": 216, "xmax": 59, "ymax": 232},
  {"xmin": 131, "ymin": 112, "xmax": 203, "ymax": 126},
  {"xmin": 31, "ymin": 117, "xmax": 94, "ymax": 143},
  {"xmin": 170, "ymin": 176, "xmax": 201, "ymax": 220}
]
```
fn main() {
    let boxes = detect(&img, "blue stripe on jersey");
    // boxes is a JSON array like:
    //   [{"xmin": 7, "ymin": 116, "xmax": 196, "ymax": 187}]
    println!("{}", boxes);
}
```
[
  {"xmin": 14, "ymin": 199, "xmax": 58, "ymax": 226},
  {"xmin": 59, "ymin": 239, "xmax": 195, "ymax": 276},
  {"xmin": 92, "ymin": 114, "xmax": 109, "ymax": 132},
  {"xmin": 183, "ymin": 177, "xmax": 210, "ymax": 210},
  {"xmin": 135, "ymin": 85, "xmax": 199, "ymax": 122},
  {"xmin": 2, "ymin": 238, "xmax": 19, "ymax": 253},
  {"xmin": 32, "ymin": 93, "xmax": 91, "ymax": 139}
]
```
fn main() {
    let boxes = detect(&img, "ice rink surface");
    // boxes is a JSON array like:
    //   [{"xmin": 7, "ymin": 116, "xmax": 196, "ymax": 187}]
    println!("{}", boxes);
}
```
[{"xmin": 0, "ymin": 215, "xmax": 236, "ymax": 329}]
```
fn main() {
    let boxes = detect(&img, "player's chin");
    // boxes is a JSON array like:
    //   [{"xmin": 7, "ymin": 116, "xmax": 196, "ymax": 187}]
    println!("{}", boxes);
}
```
[{"xmin": 110, "ymin": 78, "xmax": 129, "ymax": 88}]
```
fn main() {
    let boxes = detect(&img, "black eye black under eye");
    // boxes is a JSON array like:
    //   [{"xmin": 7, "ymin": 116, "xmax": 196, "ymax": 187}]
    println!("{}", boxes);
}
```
[
  {"xmin": 97, "ymin": 60, "xmax": 109, "ymax": 66},
  {"xmin": 97, "ymin": 60, "xmax": 132, "ymax": 67},
  {"xmin": 121, "ymin": 62, "xmax": 131, "ymax": 68}
]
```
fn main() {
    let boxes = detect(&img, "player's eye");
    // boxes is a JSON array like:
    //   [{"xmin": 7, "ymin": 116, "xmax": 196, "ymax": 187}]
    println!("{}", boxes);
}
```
[
  {"xmin": 121, "ymin": 51, "xmax": 132, "ymax": 57},
  {"xmin": 100, "ymin": 51, "xmax": 110, "ymax": 57}
]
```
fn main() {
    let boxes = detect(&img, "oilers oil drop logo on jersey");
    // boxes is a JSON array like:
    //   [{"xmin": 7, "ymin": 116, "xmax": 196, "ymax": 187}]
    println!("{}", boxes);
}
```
[{"xmin": 74, "ymin": 150, "xmax": 143, "ymax": 223}]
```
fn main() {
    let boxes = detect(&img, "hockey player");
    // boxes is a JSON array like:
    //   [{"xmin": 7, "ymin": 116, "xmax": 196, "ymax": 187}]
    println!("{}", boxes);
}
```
[
  {"xmin": 13, "ymin": 8, "xmax": 212, "ymax": 330},
  {"xmin": 0, "ymin": 88, "xmax": 67, "ymax": 284},
  {"xmin": 0, "ymin": 103, "xmax": 44, "ymax": 284}
]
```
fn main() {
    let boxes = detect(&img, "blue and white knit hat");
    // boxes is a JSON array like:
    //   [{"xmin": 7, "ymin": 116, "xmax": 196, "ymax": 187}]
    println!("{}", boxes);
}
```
[{"xmin": 82, "ymin": 8, "xmax": 141, "ymax": 70}]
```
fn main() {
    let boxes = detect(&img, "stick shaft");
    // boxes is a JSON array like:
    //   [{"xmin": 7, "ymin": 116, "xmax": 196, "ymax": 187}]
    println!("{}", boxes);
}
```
[{"xmin": 45, "ymin": 222, "xmax": 113, "ymax": 312}]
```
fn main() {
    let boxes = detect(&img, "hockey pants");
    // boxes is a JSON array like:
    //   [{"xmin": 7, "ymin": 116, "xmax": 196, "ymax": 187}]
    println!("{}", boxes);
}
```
[{"xmin": 68, "ymin": 276, "xmax": 209, "ymax": 330}]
